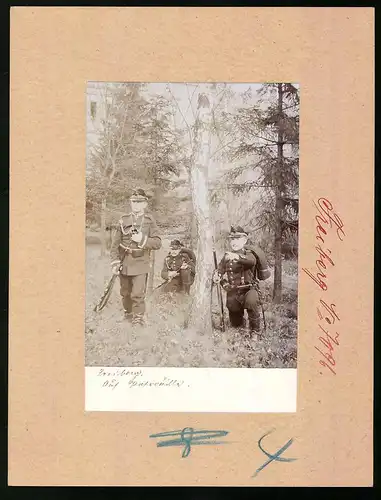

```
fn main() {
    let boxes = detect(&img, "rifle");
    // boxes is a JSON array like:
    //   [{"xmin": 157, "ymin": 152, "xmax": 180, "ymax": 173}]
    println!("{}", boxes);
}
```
[
  {"xmin": 212, "ymin": 240, "xmax": 225, "ymax": 332},
  {"xmin": 93, "ymin": 250, "xmax": 127, "ymax": 312},
  {"xmin": 152, "ymin": 272, "xmax": 179, "ymax": 292},
  {"xmin": 152, "ymin": 247, "xmax": 195, "ymax": 293}
]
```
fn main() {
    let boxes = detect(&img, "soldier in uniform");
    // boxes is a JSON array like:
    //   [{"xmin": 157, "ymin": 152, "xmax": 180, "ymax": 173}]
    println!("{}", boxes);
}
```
[
  {"xmin": 161, "ymin": 240, "xmax": 196, "ymax": 294},
  {"xmin": 110, "ymin": 188, "xmax": 162, "ymax": 325},
  {"xmin": 213, "ymin": 226, "xmax": 270, "ymax": 335}
]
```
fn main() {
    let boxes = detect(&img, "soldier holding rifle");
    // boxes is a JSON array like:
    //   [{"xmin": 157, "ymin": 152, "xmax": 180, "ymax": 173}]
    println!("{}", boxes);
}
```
[
  {"xmin": 213, "ymin": 226, "xmax": 270, "ymax": 336},
  {"xmin": 110, "ymin": 188, "xmax": 162, "ymax": 325},
  {"xmin": 160, "ymin": 240, "xmax": 196, "ymax": 294}
]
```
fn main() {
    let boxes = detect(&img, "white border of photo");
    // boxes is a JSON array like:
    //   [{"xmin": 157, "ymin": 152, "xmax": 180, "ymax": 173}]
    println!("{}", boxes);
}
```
[{"xmin": 85, "ymin": 367, "xmax": 297, "ymax": 412}]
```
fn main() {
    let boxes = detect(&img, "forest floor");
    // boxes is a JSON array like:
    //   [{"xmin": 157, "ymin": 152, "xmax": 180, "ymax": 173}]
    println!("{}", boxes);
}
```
[{"xmin": 85, "ymin": 239, "xmax": 297, "ymax": 368}]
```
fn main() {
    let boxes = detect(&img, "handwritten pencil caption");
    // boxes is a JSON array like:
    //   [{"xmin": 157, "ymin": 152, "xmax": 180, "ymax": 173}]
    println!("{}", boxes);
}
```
[
  {"xmin": 302, "ymin": 198, "xmax": 345, "ymax": 375},
  {"xmin": 149, "ymin": 427, "xmax": 296, "ymax": 478},
  {"xmin": 97, "ymin": 368, "xmax": 186, "ymax": 391}
]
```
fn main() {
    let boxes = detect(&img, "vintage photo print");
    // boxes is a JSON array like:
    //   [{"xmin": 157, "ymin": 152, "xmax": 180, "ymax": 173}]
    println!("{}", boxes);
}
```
[{"xmin": 85, "ymin": 82, "xmax": 299, "ymax": 412}]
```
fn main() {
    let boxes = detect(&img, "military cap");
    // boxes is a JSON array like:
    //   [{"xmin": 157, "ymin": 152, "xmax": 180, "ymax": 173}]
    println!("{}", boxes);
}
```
[
  {"xmin": 170, "ymin": 239, "xmax": 183, "ymax": 249},
  {"xmin": 228, "ymin": 225, "xmax": 248, "ymax": 238},
  {"xmin": 130, "ymin": 188, "xmax": 149, "ymax": 202}
]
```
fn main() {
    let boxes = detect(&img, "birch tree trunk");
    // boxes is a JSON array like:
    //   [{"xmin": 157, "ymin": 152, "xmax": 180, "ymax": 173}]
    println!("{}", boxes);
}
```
[
  {"xmin": 273, "ymin": 83, "xmax": 284, "ymax": 303},
  {"xmin": 100, "ymin": 197, "xmax": 107, "ymax": 257},
  {"xmin": 148, "ymin": 174, "xmax": 158, "ymax": 294},
  {"xmin": 190, "ymin": 212, "xmax": 198, "ymax": 251},
  {"xmin": 188, "ymin": 90, "xmax": 214, "ymax": 334}
]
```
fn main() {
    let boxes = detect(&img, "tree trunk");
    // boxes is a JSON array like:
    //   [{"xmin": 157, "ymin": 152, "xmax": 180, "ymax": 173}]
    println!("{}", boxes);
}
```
[
  {"xmin": 188, "ymin": 89, "xmax": 214, "ymax": 334},
  {"xmin": 148, "ymin": 122, "xmax": 159, "ymax": 294},
  {"xmin": 190, "ymin": 212, "xmax": 198, "ymax": 251},
  {"xmin": 273, "ymin": 83, "xmax": 284, "ymax": 303},
  {"xmin": 148, "ymin": 192, "xmax": 157, "ymax": 294},
  {"xmin": 100, "ymin": 197, "xmax": 107, "ymax": 257}
]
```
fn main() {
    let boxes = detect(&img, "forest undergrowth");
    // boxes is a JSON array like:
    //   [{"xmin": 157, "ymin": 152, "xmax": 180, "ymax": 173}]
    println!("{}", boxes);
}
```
[{"xmin": 85, "ymin": 243, "xmax": 297, "ymax": 368}]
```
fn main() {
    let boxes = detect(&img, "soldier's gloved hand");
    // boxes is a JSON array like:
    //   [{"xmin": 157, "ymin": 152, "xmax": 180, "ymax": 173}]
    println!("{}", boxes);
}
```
[
  {"xmin": 131, "ymin": 231, "xmax": 143, "ymax": 243},
  {"xmin": 180, "ymin": 262, "xmax": 188, "ymax": 270},
  {"xmin": 222, "ymin": 283, "xmax": 232, "ymax": 292},
  {"xmin": 225, "ymin": 252, "xmax": 239, "ymax": 261},
  {"xmin": 111, "ymin": 264, "xmax": 120, "ymax": 275},
  {"xmin": 212, "ymin": 272, "xmax": 221, "ymax": 284}
]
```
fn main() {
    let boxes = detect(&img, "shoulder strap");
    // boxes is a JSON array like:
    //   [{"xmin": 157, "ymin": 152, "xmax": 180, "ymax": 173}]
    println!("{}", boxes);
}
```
[
  {"xmin": 142, "ymin": 211, "xmax": 157, "ymax": 224},
  {"xmin": 244, "ymin": 245, "xmax": 258, "ymax": 261},
  {"xmin": 119, "ymin": 214, "xmax": 133, "ymax": 234}
]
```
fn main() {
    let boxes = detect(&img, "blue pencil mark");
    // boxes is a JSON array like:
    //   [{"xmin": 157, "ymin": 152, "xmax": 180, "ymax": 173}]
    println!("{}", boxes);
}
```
[
  {"xmin": 149, "ymin": 428, "xmax": 230, "ymax": 458},
  {"xmin": 253, "ymin": 429, "xmax": 297, "ymax": 478}
]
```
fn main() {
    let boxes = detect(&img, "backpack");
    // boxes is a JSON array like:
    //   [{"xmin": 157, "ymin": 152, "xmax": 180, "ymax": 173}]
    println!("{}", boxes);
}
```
[
  {"xmin": 180, "ymin": 247, "xmax": 196, "ymax": 264},
  {"xmin": 244, "ymin": 244, "xmax": 271, "ymax": 281}
]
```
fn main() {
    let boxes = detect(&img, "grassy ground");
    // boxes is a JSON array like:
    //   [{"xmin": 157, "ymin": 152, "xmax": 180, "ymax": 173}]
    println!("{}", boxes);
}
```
[{"xmin": 85, "ymin": 241, "xmax": 297, "ymax": 368}]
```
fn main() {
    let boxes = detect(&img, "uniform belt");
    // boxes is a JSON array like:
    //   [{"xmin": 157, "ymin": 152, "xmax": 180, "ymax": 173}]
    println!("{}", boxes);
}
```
[
  {"xmin": 119, "ymin": 244, "xmax": 144, "ymax": 255},
  {"xmin": 226, "ymin": 283, "xmax": 252, "ymax": 290}
]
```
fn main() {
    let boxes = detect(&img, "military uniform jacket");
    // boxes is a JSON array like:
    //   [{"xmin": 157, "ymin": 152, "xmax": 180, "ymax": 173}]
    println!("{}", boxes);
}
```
[
  {"xmin": 217, "ymin": 245, "xmax": 270, "ymax": 287},
  {"xmin": 161, "ymin": 249, "xmax": 196, "ymax": 280},
  {"xmin": 110, "ymin": 212, "xmax": 161, "ymax": 276},
  {"xmin": 217, "ymin": 249, "xmax": 256, "ymax": 287}
]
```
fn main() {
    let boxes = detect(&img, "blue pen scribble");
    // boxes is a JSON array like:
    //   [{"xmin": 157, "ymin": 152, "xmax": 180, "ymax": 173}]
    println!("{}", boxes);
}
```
[
  {"xmin": 149, "ymin": 428, "xmax": 230, "ymax": 458},
  {"xmin": 252, "ymin": 429, "xmax": 297, "ymax": 478}
]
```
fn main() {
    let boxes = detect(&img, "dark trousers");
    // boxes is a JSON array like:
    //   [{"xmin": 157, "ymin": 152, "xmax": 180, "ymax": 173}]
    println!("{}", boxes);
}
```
[
  {"xmin": 163, "ymin": 269, "xmax": 195, "ymax": 294},
  {"xmin": 226, "ymin": 288, "xmax": 261, "ymax": 332},
  {"xmin": 119, "ymin": 274, "xmax": 147, "ymax": 315}
]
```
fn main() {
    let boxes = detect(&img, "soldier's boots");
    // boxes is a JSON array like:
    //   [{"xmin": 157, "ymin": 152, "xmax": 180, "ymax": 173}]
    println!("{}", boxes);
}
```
[
  {"xmin": 229, "ymin": 311, "xmax": 261, "ymax": 336},
  {"xmin": 229, "ymin": 312, "xmax": 245, "ymax": 328},
  {"xmin": 123, "ymin": 311, "xmax": 145, "ymax": 326},
  {"xmin": 247, "ymin": 311, "xmax": 261, "ymax": 335},
  {"xmin": 124, "ymin": 310, "xmax": 133, "ymax": 322},
  {"xmin": 131, "ymin": 313, "xmax": 145, "ymax": 326}
]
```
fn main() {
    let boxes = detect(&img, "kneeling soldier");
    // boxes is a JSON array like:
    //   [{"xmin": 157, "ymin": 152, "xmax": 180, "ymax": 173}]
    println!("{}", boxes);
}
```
[
  {"xmin": 213, "ymin": 226, "xmax": 270, "ymax": 335},
  {"xmin": 110, "ymin": 188, "xmax": 162, "ymax": 325},
  {"xmin": 161, "ymin": 240, "xmax": 196, "ymax": 294}
]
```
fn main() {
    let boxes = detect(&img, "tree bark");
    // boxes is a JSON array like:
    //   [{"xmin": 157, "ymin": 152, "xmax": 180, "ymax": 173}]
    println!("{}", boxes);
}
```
[
  {"xmin": 188, "ymin": 89, "xmax": 214, "ymax": 334},
  {"xmin": 100, "ymin": 197, "xmax": 107, "ymax": 257},
  {"xmin": 273, "ymin": 83, "xmax": 284, "ymax": 303},
  {"xmin": 148, "ymin": 114, "xmax": 159, "ymax": 294},
  {"xmin": 190, "ymin": 212, "xmax": 198, "ymax": 251},
  {"xmin": 148, "ymin": 199, "xmax": 156, "ymax": 294}
]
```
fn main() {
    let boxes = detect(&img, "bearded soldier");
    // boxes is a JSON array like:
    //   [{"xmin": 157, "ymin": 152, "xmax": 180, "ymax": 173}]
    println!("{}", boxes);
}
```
[
  {"xmin": 110, "ymin": 188, "xmax": 162, "ymax": 325},
  {"xmin": 161, "ymin": 240, "xmax": 196, "ymax": 294},
  {"xmin": 213, "ymin": 226, "xmax": 270, "ymax": 335}
]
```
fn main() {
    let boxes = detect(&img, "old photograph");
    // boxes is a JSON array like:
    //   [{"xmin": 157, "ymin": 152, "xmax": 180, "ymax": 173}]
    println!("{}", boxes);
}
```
[{"xmin": 85, "ymin": 82, "xmax": 299, "ymax": 370}]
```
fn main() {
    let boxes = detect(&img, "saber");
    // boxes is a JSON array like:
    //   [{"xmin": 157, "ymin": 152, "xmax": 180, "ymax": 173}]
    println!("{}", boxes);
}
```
[
  {"xmin": 93, "ymin": 274, "xmax": 118, "ymax": 312},
  {"xmin": 93, "ymin": 249, "xmax": 127, "ymax": 312},
  {"xmin": 260, "ymin": 295, "xmax": 267, "ymax": 332},
  {"xmin": 251, "ymin": 281, "xmax": 267, "ymax": 333}
]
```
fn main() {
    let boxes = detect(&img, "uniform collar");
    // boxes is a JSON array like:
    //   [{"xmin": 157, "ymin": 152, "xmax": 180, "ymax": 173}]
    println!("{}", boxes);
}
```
[
  {"xmin": 131, "ymin": 212, "xmax": 144, "ymax": 219},
  {"xmin": 123, "ymin": 211, "xmax": 144, "ymax": 218}
]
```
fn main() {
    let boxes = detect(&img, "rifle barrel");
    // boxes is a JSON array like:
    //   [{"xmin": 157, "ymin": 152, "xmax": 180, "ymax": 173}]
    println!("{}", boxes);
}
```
[
  {"xmin": 153, "ymin": 272, "xmax": 179, "ymax": 291},
  {"xmin": 212, "ymin": 247, "xmax": 225, "ymax": 331}
]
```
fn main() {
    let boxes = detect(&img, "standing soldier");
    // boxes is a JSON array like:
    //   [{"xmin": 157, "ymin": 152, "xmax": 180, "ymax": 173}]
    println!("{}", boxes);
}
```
[
  {"xmin": 110, "ymin": 188, "xmax": 162, "ymax": 325},
  {"xmin": 213, "ymin": 226, "xmax": 270, "ymax": 335},
  {"xmin": 160, "ymin": 240, "xmax": 196, "ymax": 294}
]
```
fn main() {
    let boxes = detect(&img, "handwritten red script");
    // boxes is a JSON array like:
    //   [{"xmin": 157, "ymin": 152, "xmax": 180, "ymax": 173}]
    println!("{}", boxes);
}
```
[{"xmin": 302, "ymin": 198, "xmax": 345, "ymax": 375}]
